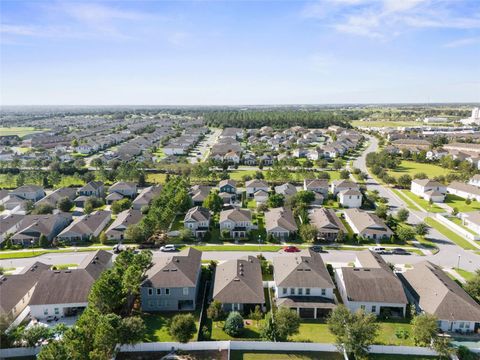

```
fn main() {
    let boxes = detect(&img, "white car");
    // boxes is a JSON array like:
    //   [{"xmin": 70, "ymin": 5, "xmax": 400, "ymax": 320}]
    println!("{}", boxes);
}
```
[
  {"xmin": 370, "ymin": 246, "xmax": 386, "ymax": 253},
  {"xmin": 160, "ymin": 244, "xmax": 176, "ymax": 252}
]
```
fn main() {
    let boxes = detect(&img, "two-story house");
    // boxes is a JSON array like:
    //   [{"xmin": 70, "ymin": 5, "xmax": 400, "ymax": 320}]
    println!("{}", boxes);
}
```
[
  {"xmin": 245, "ymin": 179, "xmax": 269, "ymax": 198},
  {"xmin": 411, "ymin": 179, "xmax": 446, "ymax": 203},
  {"xmin": 219, "ymin": 208, "xmax": 253, "ymax": 238},
  {"xmin": 141, "ymin": 248, "xmax": 202, "ymax": 312},
  {"xmin": 184, "ymin": 206, "xmax": 211, "ymax": 238}
]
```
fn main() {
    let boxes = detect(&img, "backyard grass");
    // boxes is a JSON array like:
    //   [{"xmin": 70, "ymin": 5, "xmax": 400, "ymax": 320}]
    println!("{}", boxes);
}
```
[
  {"xmin": 230, "ymin": 169, "xmax": 258, "ymax": 181},
  {"xmin": 230, "ymin": 351, "xmax": 343, "ymax": 360},
  {"xmin": 289, "ymin": 321, "xmax": 336, "ymax": 343},
  {"xmin": 146, "ymin": 173, "xmax": 168, "ymax": 184},
  {"xmin": 143, "ymin": 311, "xmax": 200, "ymax": 342},
  {"xmin": 375, "ymin": 320, "xmax": 415, "ymax": 346},
  {"xmin": 0, "ymin": 127, "xmax": 47, "ymax": 137},
  {"xmin": 211, "ymin": 319, "xmax": 264, "ymax": 341},
  {"xmin": 56, "ymin": 175, "xmax": 86, "ymax": 188},
  {"xmin": 445, "ymin": 194, "xmax": 480, "ymax": 212},
  {"xmin": 424, "ymin": 217, "xmax": 478, "ymax": 250}
]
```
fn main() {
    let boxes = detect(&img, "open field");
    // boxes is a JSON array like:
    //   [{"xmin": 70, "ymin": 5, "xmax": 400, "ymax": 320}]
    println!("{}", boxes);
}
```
[
  {"xmin": 351, "ymin": 120, "xmax": 423, "ymax": 128},
  {"xmin": 388, "ymin": 160, "xmax": 454, "ymax": 179},
  {"xmin": 445, "ymin": 194, "xmax": 480, "ymax": 213},
  {"xmin": 193, "ymin": 245, "xmax": 283, "ymax": 252},
  {"xmin": 0, "ymin": 127, "xmax": 47, "ymax": 137},
  {"xmin": 424, "ymin": 217, "xmax": 478, "ymax": 250},
  {"xmin": 146, "ymin": 173, "xmax": 168, "ymax": 184}
]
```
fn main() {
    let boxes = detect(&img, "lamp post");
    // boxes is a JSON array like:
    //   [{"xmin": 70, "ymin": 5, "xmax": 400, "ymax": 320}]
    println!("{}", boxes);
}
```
[{"xmin": 457, "ymin": 254, "xmax": 461, "ymax": 269}]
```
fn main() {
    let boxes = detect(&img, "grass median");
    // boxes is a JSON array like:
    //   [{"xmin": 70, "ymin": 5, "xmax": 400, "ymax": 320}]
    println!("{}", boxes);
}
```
[{"xmin": 424, "ymin": 217, "xmax": 478, "ymax": 250}]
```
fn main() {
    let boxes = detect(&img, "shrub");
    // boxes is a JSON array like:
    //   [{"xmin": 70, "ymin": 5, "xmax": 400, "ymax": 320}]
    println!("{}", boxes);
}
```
[{"xmin": 223, "ymin": 311, "xmax": 244, "ymax": 337}]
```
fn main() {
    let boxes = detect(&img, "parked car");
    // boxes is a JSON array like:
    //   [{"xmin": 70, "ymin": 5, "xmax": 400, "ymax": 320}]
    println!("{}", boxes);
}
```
[
  {"xmin": 309, "ymin": 245, "xmax": 323, "ymax": 253},
  {"xmin": 160, "ymin": 244, "xmax": 177, "ymax": 252},
  {"xmin": 284, "ymin": 246, "xmax": 300, "ymax": 253},
  {"xmin": 370, "ymin": 246, "xmax": 386, "ymax": 253},
  {"xmin": 392, "ymin": 248, "xmax": 409, "ymax": 255},
  {"xmin": 113, "ymin": 244, "xmax": 126, "ymax": 254}
]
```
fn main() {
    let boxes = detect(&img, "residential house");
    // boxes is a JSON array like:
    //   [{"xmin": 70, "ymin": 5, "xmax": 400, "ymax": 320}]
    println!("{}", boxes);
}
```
[
  {"xmin": 212, "ymin": 256, "xmax": 265, "ymax": 312},
  {"xmin": 330, "ymin": 180, "xmax": 359, "ymax": 196},
  {"xmin": 11, "ymin": 185, "xmax": 45, "ymax": 202},
  {"xmin": 29, "ymin": 250, "xmax": 112, "ymax": 320},
  {"xmin": 265, "ymin": 207, "xmax": 298, "ymax": 240},
  {"xmin": 400, "ymin": 261, "xmax": 480, "ymax": 332},
  {"xmin": 108, "ymin": 181, "xmax": 137, "ymax": 198},
  {"xmin": 106, "ymin": 191, "xmax": 125, "ymax": 205},
  {"xmin": 0, "ymin": 214, "xmax": 24, "ymax": 244},
  {"xmin": 273, "ymin": 249, "xmax": 336, "ymax": 319},
  {"xmin": 304, "ymin": 179, "xmax": 329, "ymax": 197},
  {"xmin": 141, "ymin": 248, "xmax": 202, "ymax": 311},
  {"xmin": 343, "ymin": 208, "xmax": 393, "ymax": 240},
  {"xmin": 309, "ymin": 208, "xmax": 347, "ymax": 242},
  {"xmin": 219, "ymin": 192, "xmax": 236, "ymax": 205},
  {"xmin": 0, "ymin": 262, "xmax": 50, "ymax": 325},
  {"xmin": 446, "ymin": 181, "xmax": 480, "ymax": 202},
  {"xmin": 11, "ymin": 213, "xmax": 72, "ymax": 245},
  {"xmin": 411, "ymin": 179, "xmax": 446, "ymax": 203},
  {"xmin": 218, "ymin": 179, "xmax": 237, "ymax": 194},
  {"xmin": 190, "ymin": 185, "xmax": 212, "ymax": 206},
  {"xmin": 105, "ymin": 209, "xmax": 142, "ymax": 241},
  {"xmin": 132, "ymin": 185, "xmax": 162, "ymax": 210},
  {"xmin": 219, "ymin": 208, "xmax": 253, "ymax": 238},
  {"xmin": 461, "ymin": 211, "xmax": 480, "ymax": 235},
  {"xmin": 184, "ymin": 206, "xmax": 211, "ymax": 238},
  {"xmin": 275, "ymin": 183, "xmax": 297, "ymax": 198},
  {"xmin": 335, "ymin": 250, "xmax": 408, "ymax": 317},
  {"xmin": 246, "ymin": 179, "xmax": 269, "ymax": 198},
  {"xmin": 35, "ymin": 187, "xmax": 77, "ymax": 208},
  {"xmin": 77, "ymin": 181, "xmax": 104, "ymax": 198},
  {"xmin": 469, "ymin": 174, "xmax": 480, "ymax": 188},
  {"xmin": 338, "ymin": 188, "xmax": 363, "ymax": 208},
  {"xmin": 253, "ymin": 189, "xmax": 269, "ymax": 206},
  {"xmin": 57, "ymin": 210, "xmax": 111, "ymax": 243}
]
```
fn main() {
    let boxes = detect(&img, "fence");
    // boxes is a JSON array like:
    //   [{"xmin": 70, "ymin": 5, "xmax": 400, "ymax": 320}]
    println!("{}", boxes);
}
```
[{"xmin": 435, "ymin": 214, "xmax": 480, "ymax": 242}]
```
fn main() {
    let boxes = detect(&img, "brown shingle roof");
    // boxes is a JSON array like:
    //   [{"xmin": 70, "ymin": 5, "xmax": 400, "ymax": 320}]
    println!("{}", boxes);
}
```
[
  {"xmin": 265, "ymin": 207, "xmax": 298, "ymax": 233},
  {"xmin": 213, "ymin": 256, "xmax": 265, "ymax": 304},
  {"xmin": 401, "ymin": 261, "xmax": 480, "ymax": 322},
  {"xmin": 273, "ymin": 249, "xmax": 333, "ymax": 288},
  {"xmin": 309, "ymin": 208, "xmax": 346, "ymax": 232},
  {"xmin": 143, "ymin": 247, "xmax": 202, "ymax": 288}
]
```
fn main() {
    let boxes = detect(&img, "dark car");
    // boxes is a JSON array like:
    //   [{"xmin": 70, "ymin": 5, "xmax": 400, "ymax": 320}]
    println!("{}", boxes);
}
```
[
  {"xmin": 284, "ymin": 246, "xmax": 301, "ymax": 253},
  {"xmin": 392, "ymin": 248, "xmax": 409, "ymax": 255},
  {"xmin": 309, "ymin": 245, "xmax": 323, "ymax": 253}
]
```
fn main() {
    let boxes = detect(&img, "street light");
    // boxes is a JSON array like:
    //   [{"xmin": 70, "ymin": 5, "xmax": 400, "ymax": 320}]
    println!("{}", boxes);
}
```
[{"xmin": 457, "ymin": 254, "xmax": 461, "ymax": 269}]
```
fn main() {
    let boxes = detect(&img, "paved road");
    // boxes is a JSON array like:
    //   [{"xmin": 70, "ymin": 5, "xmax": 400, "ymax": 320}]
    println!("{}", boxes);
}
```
[{"xmin": 355, "ymin": 135, "xmax": 480, "ymax": 272}]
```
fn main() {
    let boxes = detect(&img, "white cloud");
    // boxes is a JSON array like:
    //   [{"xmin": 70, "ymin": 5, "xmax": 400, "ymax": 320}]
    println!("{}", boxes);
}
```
[{"xmin": 444, "ymin": 36, "xmax": 480, "ymax": 48}]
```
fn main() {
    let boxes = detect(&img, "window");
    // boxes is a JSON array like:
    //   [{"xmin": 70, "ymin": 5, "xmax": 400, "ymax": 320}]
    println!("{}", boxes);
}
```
[
  {"xmin": 165, "ymin": 288, "xmax": 170, "ymax": 295},
  {"xmin": 54, "ymin": 308, "xmax": 59, "ymax": 315},
  {"xmin": 290, "ymin": 288, "xmax": 295, "ymax": 295},
  {"xmin": 298, "ymin": 288, "xmax": 303, "ymax": 295},
  {"xmin": 321, "ymin": 289, "xmax": 326, "ymax": 296},
  {"xmin": 148, "ymin": 288, "xmax": 153, "ymax": 296},
  {"xmin": 282, "ymin": 288, "xmax": 287, "ymax": 295},
  {"xmin": 305, "ymin": 288, "xmax": 310, "ymax": 295},
  {"xmin": 360, "ymin": 305, "xmax": 365, "ymax": 310},
  {"xmin": 183, "ymin": 287, "xmax": 189, "ymax": 296},
  {"xmin": 157, "ymin": 288, "xmax": 161, "ymax": 295},
  {"xmin": 371, "ymin": 305, "xmax": 376, "ymax": 313},
  {"xmin": 44, "ymin": 309, "xmax": 48, "ymax": 315},
  {"xmin": 459, "ymin": 322, "xmax": 465, "ymax": 328}
]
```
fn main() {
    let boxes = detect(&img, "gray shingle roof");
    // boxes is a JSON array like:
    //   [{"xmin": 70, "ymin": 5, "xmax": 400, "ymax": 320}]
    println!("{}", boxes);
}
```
[{"xmin": 265, "ymin": 207, "xmax": 297, "ymax": 233}]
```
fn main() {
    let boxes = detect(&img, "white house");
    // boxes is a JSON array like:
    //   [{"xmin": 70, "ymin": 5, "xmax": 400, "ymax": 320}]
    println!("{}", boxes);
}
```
[
  {"xmin": 462, "ymin": 211, "xmax": 480, "ymax": 235},
  {"xmin": 330, "ymin": 180, "xmax": 359, "ymax": 196},
  {"xmin": 219, "ymin": 208, "xmax": 253, "ymax": 238},
  {"xmin": 410, "ymin": 179, "xmax": 446, "ymax": 203},
  {"xmin": 184, "ymin": 206, "xmax": 211, "ymax": 238},
  {"xmin": 273, "ymin": 249, "xmax": 336, "ymax": 319},
  {"xmin": 446, "ymin": 181, "xmax": 480, "ymax": 202},
  {"xmin": 338, "ymin": 189, "xmax": 362, "ymax": 208},
  {"xmin": 245, "ymin": 179, "xmax": 269, "ymax": 198},
  {"xmin": 469, "ymin": 174, "xmax": 480, "ymax": 188}
]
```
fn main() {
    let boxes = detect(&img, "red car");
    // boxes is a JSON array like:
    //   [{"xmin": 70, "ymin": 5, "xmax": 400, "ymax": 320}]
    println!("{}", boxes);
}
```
[{"xmin": 284, "ymin": 246, "xmax": 300, "ymax": 253}]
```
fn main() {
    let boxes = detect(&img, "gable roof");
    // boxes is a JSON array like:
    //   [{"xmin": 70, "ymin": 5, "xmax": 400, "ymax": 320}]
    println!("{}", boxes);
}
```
[
  {"xmin": 309, "ymin": 208, "xmax": 346, "ymax": 232},
  {"xmin": 132, "ymin": 185, "xmax": 162, "ymax": 207},
  {"xmin": 105, "ymin": 209, "xmax": 142, "ymax": 235},
  {"xmin": 143, "ymin": 247, "xmax": 202, "ymax": 288},
  {"xmin": 36, "ymin": 187, "xmax": 77, "ymax": 206},
  {"xmin": 401, "ymin": 261, "xmax": 480, "ymax": 322},
  {"xmin": 220, "ymin": 208, "xmax": 252, "ymax": 223},
  {"xmin": 184, "ymin": 206, "xmax": 211, "ymax": 222},
  {"xmin": 304, "ymin": 179, "xmax": 329, "ymax": 189},
  {"xmin": 412, "ymin": 179, "xmax": 443, "ymax": 187},
  {"xmin": 273, "ymin": 249, "xmax": 333, "ymax": 288},
  {"xmin": 29, "ymin": 250, "xmax": 112, "ymax": 306},
  {"xmin": 0, "ymin": 262, "xmax": 50, "ymax": 314},
  {"xmin": 245, "ymin": 179, "xmax": 268, "ymax": 188},
  {"xmin": 343, "ymin": 209, "xmax": 393, "ymax": 235},
  {"xmin": 58, "ymin": 210, "xmax": 111, "ymax": 237},
  {"xmin": 79, "ymin": 181, "xmax": 103, "ymax": 192},
  {"xmin": 213, "ymin": 256, "xmax": 265, "ymax": 304},
  {"xmin": 265, "ymin": 207, "xmax": 297, "ymax": 232}
]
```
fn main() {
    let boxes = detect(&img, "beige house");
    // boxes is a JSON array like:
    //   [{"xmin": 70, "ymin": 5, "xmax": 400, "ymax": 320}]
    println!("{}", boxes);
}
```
[
  {"xmin": 343, "ymin": 209, "xmax": 393, "ymax": 241},
  {"xmin": 219, "ymin": 208, "xmax": 253, "ymax": 238},
  {"xmin": 265, "ymin": 207, "xmax": 297, "ymax": 240}
]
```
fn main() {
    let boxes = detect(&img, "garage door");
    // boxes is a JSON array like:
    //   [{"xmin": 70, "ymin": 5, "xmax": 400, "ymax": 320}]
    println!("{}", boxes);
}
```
[{"xmin": 299, "ymin": 308, "xmax": 315, "ymax": 319}]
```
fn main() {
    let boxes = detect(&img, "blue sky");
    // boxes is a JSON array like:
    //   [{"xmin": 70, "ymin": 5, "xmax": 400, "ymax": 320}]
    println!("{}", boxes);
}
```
[{"xmin": 1, "ymin": 0, "xmax": 479, "ymax": 105}]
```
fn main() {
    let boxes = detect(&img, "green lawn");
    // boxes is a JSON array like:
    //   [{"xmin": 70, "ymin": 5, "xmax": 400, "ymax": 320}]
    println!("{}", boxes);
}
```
[
  {"xmin": 375, "ymin": 320, "xmax": 415, "ymax": 346},
  {"xmin": 170, "ymin": 214, "xmax": 185, "ymax": 231},
  {"xmin": 211, "ymin": 319, "xmax": 263, "ymax": 341},
  {"xmin": 369, "ymin": 355, "xmax": 439, "ymax": 360},
  {"xmin": 0, "ymin": 127, "xmax": 47, "ymax": 137},
  {"xmin": 143, "ymin": 311, "xmax": 200, "ymax": 342},
  {"xmin": 395, "ymin": 190, "xmax": 444, "ymax": 213},
  {"xmin": 146, "ymin": 173, "xmax": 168, "ymax": 184},
  {"xmin": 0, "ymin": 247, "xmax": 111, "ymax": 259},
  {"xmin": 56, "ymin": 175, "xmax": 85, "ymax": 188},
  {"xmin": 289, "ymin": 321, "xmax": 336, "ymax": 343},
  {"xmin": 454, "ymin": 268, "xmax": 476, "ymax": 281},
  {"xmin": 230, "ymin": 351, "xmax": 343, "ymax": 360},
  {"xmin": 424, "ymin": 217, "xmax": 478, "ymax": 250},
  {"xmin": 445, "ymin": 194, "xmax": 480, "ymax": 212},
  {"xmin": 351, "ymin": 120, "xmax": 423, "ymax": 128},
  {"xmin": 388, "ymin": 160, "xmax": 454, "ymax": 179},
  {"xmin": 230, "ymin": 169, "xmax": 258, "ymax": 181}
]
